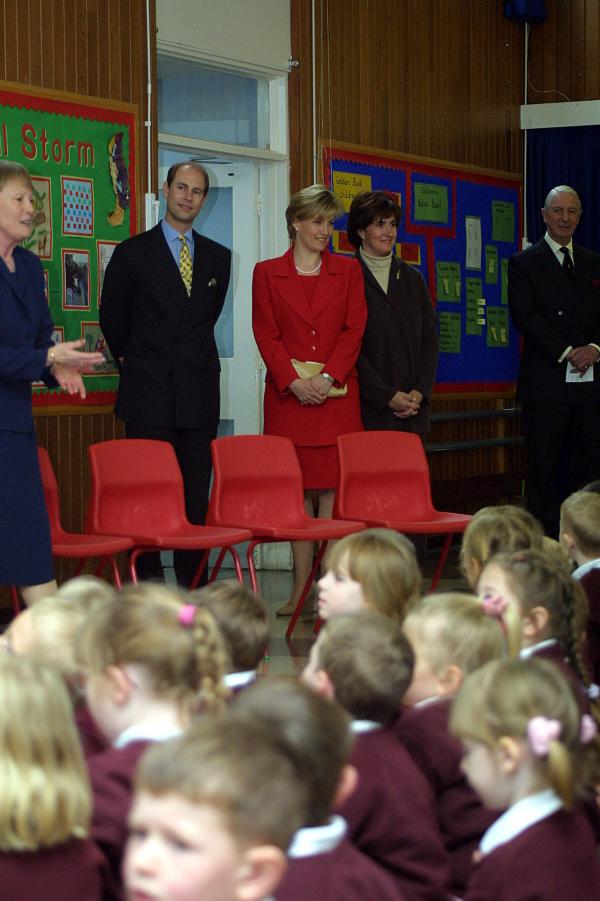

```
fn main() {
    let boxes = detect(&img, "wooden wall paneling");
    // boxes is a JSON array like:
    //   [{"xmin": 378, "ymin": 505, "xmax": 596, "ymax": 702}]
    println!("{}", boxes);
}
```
[{"xmin": 528, "ymin": 0, "xmax": 600, "ymax": 104}]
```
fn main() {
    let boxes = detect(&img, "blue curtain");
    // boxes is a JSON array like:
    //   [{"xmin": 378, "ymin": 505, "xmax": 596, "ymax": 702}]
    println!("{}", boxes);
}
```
[{"xmin": 526, "ymin": 125, "xmax": 600, "ymax": 252}]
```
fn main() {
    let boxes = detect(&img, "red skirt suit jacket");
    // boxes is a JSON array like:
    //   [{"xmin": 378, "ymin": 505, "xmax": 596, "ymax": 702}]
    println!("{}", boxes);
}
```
[{"xmin": 252, "ymin": 248, "xmax": 367, "ymax": 447}]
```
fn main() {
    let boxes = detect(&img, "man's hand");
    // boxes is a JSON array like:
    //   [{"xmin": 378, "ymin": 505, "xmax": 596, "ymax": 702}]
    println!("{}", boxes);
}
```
[{"xmin": 567, "ymin": 345, "xmax": 600, "ymax": 373}]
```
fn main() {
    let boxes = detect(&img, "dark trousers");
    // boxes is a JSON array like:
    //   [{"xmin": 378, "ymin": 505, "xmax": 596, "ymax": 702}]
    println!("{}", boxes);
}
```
[
  {"xmin": 522, "ymin": 403, "xmax": 600, "ymax": 538},
  {"xmin": 125, "ymin": 422, "xmax": 215, "ymax": 587}
]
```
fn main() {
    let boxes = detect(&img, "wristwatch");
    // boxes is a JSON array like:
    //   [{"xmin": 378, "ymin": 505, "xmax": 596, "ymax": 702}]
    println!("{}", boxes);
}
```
[{"xmin": 321, "ymin": 372, "xmax": 334, "ymax": 384}]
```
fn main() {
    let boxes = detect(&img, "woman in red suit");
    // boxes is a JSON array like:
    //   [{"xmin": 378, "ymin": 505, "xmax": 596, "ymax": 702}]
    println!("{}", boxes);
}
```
[{"xmin": 252, "ymin": 185, "xmax": 367, "ymax": 615}]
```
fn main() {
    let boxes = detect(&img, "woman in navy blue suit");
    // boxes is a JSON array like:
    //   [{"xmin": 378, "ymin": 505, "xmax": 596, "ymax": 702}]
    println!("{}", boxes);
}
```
[{"xmin": 0, "ymin": 161, "xmax": 104, "ymax": 605}]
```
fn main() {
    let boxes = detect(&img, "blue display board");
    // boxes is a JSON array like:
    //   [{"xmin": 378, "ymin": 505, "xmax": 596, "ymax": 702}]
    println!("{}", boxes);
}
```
[{"xmin": 323, "ymin": 143, "xmax": 522, "ymax": 392}]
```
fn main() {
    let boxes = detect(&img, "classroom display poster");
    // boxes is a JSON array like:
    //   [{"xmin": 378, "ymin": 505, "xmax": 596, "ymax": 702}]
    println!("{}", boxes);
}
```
[
  {"xmin": 0, "ymin": 83, "xmax": 138, "ymax": 406},
  {"xmin": 323, "ymin": 143, "xmax": 522, "ymax": 392}
]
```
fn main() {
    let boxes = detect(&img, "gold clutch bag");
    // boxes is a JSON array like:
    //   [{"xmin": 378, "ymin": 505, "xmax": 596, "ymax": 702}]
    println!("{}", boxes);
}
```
[{"xmin": 290, "ymin": 359, "xmax": 347, "ymax": 397}]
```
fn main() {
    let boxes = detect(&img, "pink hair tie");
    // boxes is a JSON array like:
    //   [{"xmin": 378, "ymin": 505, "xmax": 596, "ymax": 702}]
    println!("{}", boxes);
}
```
[
  {"xmin": 178, "ymin": 604, "xmax": 197, "ymax": 628},
  {"xmin": 482, "ymin": 594, "xmax": 508, "ymax": 619},
  {"xmin": 527, "ymin": 716, "xmax": 561, "ymax": 756},
  {"xmin": 580, "ymin": 714, "xmax": 598, "ymax": 744}
]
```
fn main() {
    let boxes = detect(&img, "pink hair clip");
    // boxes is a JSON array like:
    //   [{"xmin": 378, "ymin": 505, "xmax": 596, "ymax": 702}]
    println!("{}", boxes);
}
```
[
  {"xmin": 527, "ymin": 716, "xmax": 561, "ymax": 756},
  {"xmin": 580, "ymin": 714, "xmax": 598, "ymax": 745},
  {"xmin": 482, "ymin": 594, "xmax": 508, "ymax": 619},
  {"xmin": 178, "ymin": 604, "xmax": 197, "ymax": 628}
]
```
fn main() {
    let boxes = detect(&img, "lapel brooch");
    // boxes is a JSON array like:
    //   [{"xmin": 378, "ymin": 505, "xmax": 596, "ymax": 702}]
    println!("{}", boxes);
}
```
[{"xmin": 208, "ymin": 277, "xmax": 218, "ymax": 287}]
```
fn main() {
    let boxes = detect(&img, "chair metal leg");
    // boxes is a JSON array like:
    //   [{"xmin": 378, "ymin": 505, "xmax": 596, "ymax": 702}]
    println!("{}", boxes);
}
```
[
  {"xmin": 108, "ymin": 556, "xmax": 123, "ymax": 589},
  {"xmin": 286, "ymin": 540, "xmax": 328, "ymax": 640},
  {"xmin": 208, "ymin": 547, "xmax": 228, "ymax": 583},
  {"xmin": 129, "ymin": 549, "xmax": 142, "ymax": 584},
  {"xmin": 226, "ymin": 546, "xmax": 245, "ymax": 583},
  {"xmin": 430, "ymin": 533, "xmax": 452, "ymax": 591},
  {"xmin": 246, "ymin": 540, "xmax": 261, "ymax": 592},
  {"xmin": 189, "ymin": 550, "xmax": 210, "ymax": 590}
]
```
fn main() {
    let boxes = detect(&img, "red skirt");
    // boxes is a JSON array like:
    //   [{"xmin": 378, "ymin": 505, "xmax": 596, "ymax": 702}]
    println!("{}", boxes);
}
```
[{"xmin": 295, "ymin": 444, "xmax": 338, "ymax": 490}]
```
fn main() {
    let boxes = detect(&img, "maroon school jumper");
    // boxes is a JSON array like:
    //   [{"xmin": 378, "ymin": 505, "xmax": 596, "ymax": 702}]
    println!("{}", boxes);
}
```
[
  {"xmin": 275, "ymin": 816, "xmax": 404, "ymax": 901},
  {"xmin": 75, "ymin": 704, "xmax": 108, "ymax": 760},
  {"xmin": 393, "ymin": 698, "xmax": 497, "ymax": 896},
  {"xmin": 88, "ymin": 740, "xmax": 152, "ymax": 901},
  {"xmin": 0, "ymin": 838, "xmax": 107, "ymax": 901},
  {"xmin": 337, "ymin": 723, "xmax": 451, "ymax": 901},
  {"xmin": 465, "ymin": 806, "xmax": 600, "ymax": 900},
  {"xmin": 578, "ymin": 565, "xmax": 600, "ymax": 683},
  {"xmin": 522, "ymin": 639, "xmax": 591, "ymax": 712}
]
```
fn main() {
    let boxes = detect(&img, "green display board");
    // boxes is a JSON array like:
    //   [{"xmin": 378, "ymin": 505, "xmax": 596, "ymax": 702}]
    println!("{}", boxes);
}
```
[{"xmin": 0, "ymin": 82, "xmax": 138, "ymax": 407}]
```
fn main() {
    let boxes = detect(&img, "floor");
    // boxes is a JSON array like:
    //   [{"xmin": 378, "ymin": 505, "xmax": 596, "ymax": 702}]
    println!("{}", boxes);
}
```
[{"xmin": 252, "ymin": 542, "xmax": 469, "ymax": 676}]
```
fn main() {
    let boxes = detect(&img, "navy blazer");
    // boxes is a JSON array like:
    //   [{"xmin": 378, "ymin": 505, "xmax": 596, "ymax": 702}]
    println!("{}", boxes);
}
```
[
  {"xmin": 0, "ymin": 246, "xmax": 55, "ymax": 432},
  {"xmin": 100, "ymin": 223, "xmax": 231, "ymax": 430},
  {"xmin": 508, "ymin": 238, "xmax": 600, "ymax": 404}
]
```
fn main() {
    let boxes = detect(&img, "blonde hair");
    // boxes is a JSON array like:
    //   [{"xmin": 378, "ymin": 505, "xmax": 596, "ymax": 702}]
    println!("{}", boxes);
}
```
[
  {"xmin": 561, "ymin": 491, "xmax": 600, "ymax": 560},
  {"xmin": 192, "ymin": 580, "xmax": 270, "ymax": 673},
  {"xmin": 451, "ymin": 657, "xmax": 600, "ymax": 808},
  {"xmin": 135, "ymin": 713, "xmax": 307, "ymax": 850},
  {"xmin": 76, "ymin": 584, "xmax": 228, "ymax": 714},
  {"xmin": 0, "ymin": 160, "xmax": 33, "ymax": 192},
  {"xmin": 285, "ymin": 184, "xmax": 344, "ymax": 240},
  {"xmin": 541, "ymin": 536, "xmax": 574, "ymax": 573},
  {"xmin": 460, "ymin": 505, "xmax": 544, "ymax": 587},
  {"xmin": 480, "ymin": 550, "xmax": 590, "ymax": 685},
  {"xmin": 403, "ymin": 592, "xmax": 505, "ymax": 677},
  {"xmin": 11, "ymin": 578, "xmax": 114, "ymax": 689},
  {"xmin": 325, "ymin": 528, "xmax": 421, "ymax": 622},
  {"xmin": 314, "ymin": 611, "xmax": 414, "ymax": 722},
  {"xmin": 0, "ymin": 655, "xmax": 91, "ymax": 850}
]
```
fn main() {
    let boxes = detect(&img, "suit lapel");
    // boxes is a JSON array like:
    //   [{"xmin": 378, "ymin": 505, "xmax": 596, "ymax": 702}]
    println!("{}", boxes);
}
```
[
  {"xmin": 147, "ymin": 225, "xmax": 189, "ymax": 302},
  {"xmin": 190, "ymin": 233, "xmax": 217, "ymax": 302},
  {"xmin": 0, "ymin": 250, "xmax": 32, "ymax": 314},
  {"xmin": 310, "ymin": 251, "xmax": 346, "ymax": 319},
  {"xmin": 274, "ymin": 248, "xmax": 315, "ymax": 326}
]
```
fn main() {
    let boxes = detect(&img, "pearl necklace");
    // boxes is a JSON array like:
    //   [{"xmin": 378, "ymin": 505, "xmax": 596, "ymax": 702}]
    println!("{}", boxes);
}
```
[{"xmin": 295, "ymin": 259, "xmax": 322, "ymax": 275}]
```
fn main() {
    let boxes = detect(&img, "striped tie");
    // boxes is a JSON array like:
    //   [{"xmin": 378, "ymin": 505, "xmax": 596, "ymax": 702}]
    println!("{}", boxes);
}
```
[{"xmin": 178, "ymin": 235, "xmax": 193, "ymax": 296}]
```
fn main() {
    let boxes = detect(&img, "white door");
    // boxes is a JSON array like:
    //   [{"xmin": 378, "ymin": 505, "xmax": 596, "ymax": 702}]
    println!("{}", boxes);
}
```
[{"xmin": 158, "ymin": 152, "xmax": 262, "ymax": 437}]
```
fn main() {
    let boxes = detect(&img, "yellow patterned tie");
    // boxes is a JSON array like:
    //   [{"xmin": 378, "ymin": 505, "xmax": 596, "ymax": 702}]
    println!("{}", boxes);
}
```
[{"xmin": 178, "ymin": 235, "xmax": 193, "ymax": 296}]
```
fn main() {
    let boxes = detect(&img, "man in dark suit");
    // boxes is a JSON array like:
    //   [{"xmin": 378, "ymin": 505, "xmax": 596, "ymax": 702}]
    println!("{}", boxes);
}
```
[
  {"xmin": 509, "ymin": 185, "xmax": 600, "ymax": 537},
  {"xmin": 100, "ymin": 162, "xmax": 231, "ymax": 584}
]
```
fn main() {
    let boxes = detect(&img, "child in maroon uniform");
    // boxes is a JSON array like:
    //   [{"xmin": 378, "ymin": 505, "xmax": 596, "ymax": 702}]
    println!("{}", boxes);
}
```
[
  {"xmin": 397, "ymin": 592, "xmax": 505, "ymax": 895},
  {"xmin": 316, "ymin": 527, "xmax": 421, "ymax": 624},
  {"xmin": 124, "ymin": 715, "xmax": 304, "ymax": 901},
  {"xmin": 477, "ymin": 548, "xmax": 593, "ymax": 703},
  {"xmin": 234, "ymin": 676, "xmax": 403, "ymax": 901},
  {"xmin": 561, "ymin": 489, "xmax": 600, "ymax": 683},
  {"xmin": 192, "ymin": 579, "xmax": 270, "ymax": 694},
  {"xmin": 303, "ymin": 611, "xmax": 451, "ymax": 900},
  {"xmin": 0, "ymin": 655, "xmax": 106, "ymax": 900},
  {"xmin": 4, "ymin": 576, "xmax": 114, "ymax": 758},
  {"xmin": 451, "ymin": 657, "xmax": 600, "ymax": 900},
  {"xmin": 76, "ymin": 583, "xmax": 228, "ymax": 899}
]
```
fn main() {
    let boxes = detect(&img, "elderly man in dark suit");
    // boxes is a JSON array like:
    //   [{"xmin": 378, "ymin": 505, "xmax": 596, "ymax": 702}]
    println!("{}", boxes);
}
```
[
  {"xmin": 100, "ymin": 162, "xmax": 231, "ymax": 585},
  {"xmin": 508, "ymin": 185, "xmax": 600, "ymax": 537}
]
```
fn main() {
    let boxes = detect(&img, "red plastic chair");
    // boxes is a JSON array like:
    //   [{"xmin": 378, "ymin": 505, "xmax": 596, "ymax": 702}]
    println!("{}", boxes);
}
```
[
  {"xmin": 335, "ymin": 431, "xmax": 471, "ymax": 590},
  {"xmin": 38, "ymin": 446, "xmax": 134, "ymax": 587},
  {"xmin": 207, "ymin": 434, "xmax": 365, "ymax": 638},
  {"xmin": 86, "ymin": 439, "xmax": 251, "ymax": 587}
]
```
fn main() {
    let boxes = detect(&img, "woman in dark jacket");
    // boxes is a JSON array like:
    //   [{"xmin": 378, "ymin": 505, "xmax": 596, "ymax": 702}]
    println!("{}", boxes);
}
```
[{"xmin": 347, "ymin": 190, "xmax": 438, "ymax": 437}]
